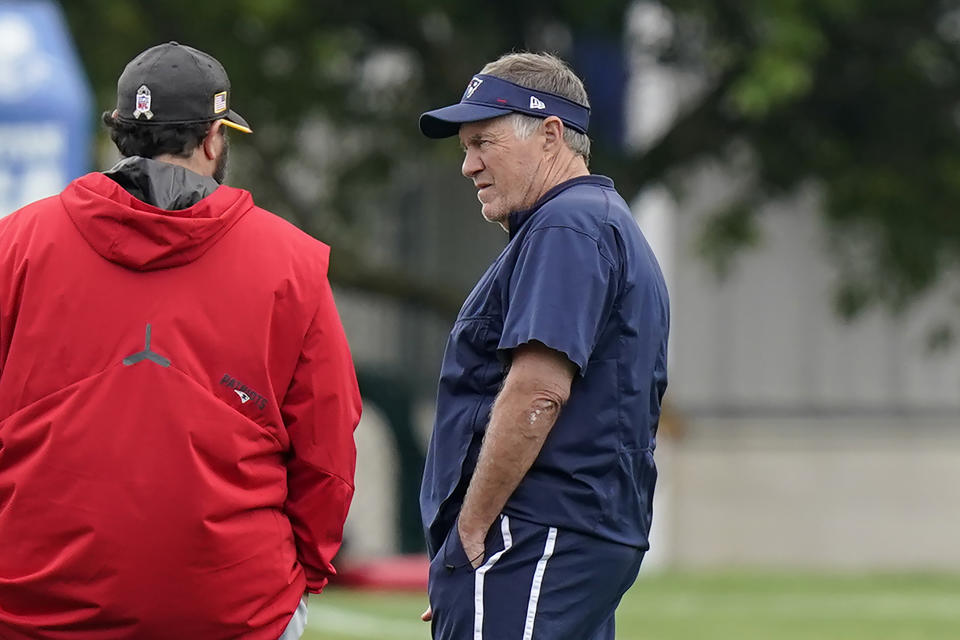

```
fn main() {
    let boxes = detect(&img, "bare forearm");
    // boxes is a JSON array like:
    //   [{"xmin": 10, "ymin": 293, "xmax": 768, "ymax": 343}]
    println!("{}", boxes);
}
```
[
  {"xmin": 458, "ymin": 382, "xmax": 563, "ymax": 537},
  {"xmin": 453, "ymin": 343, "xmax": 576, "ymax": 565}
]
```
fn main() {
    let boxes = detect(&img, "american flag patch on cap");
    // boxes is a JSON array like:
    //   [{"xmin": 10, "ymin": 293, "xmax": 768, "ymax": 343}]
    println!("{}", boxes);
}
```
[{"xmin": 213, "ymin": 91, "xmax": 228, "ymax": 114}]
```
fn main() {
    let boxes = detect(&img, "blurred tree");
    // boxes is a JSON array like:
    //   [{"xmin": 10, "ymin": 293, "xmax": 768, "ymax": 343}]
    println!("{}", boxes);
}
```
[
  {"xmin": 60, "ymin": 0, "xmax": 960, "ymax": 324},
  {"xmin": 636, "ymin": 0, "xmax": 960, "ymax": 327}
]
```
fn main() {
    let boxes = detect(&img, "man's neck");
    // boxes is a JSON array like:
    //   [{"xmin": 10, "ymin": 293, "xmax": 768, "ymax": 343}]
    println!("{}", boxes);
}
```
[
  {"xmin": 500, "ymin": 155, "xmax": 590, "ymax": 232},
  {"xmin": 530, "ymin": 152, "xmax": 590, "ymax": 208},
  {"xmin": 556, "ymin": 154, "xmax": 590, "ymax": 183}
]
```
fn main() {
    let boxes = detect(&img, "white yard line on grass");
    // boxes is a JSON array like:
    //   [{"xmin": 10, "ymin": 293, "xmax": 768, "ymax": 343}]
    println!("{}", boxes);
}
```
[{"xmin": 307, "ymin": 603, "xmax": 429, "ymax": 639}]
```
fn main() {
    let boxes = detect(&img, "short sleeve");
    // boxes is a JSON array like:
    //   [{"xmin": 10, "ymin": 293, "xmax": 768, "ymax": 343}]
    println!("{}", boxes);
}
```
[{"xmin": 498, "ymin": 226, "xmax": 616, "ymax": 375}]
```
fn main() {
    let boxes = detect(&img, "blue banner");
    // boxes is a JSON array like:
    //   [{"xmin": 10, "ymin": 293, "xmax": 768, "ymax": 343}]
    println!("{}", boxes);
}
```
[{"xmin": 0, "ymin": 1, "xmax": 92, "ymax": 218}]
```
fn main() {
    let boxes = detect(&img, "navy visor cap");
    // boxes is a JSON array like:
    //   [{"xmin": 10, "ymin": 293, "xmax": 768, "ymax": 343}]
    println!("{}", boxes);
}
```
[{"xmin": 419, "ymin": 74, "xmax": 590, "ymax": 139}]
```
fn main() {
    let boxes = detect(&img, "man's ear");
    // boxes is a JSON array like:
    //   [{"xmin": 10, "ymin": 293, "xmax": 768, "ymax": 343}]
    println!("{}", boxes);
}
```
[
  {"xmin": 541, "ymin": 116, "xmax": 564, "ymax": 152},
  {"xmin": 202, "ymin": 120, "xmax": 224, "ymax": 160}
]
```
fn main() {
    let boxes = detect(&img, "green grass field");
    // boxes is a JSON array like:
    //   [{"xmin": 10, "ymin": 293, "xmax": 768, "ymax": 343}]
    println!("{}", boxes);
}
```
[{"xmin": 302, "ymin": 572, "xmax": 960, "ymax": 639}]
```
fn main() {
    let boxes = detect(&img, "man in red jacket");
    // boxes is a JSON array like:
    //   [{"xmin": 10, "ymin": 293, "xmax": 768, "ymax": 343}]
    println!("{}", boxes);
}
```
[{"xmin": 0, "ymin": 42, "xmax": 361, "ymax": 639}]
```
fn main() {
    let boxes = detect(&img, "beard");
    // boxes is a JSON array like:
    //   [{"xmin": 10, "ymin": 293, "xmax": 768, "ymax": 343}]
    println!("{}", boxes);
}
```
[{"xmin": 213, "ymin": 133, "xmax": 230, "ymax": 184}]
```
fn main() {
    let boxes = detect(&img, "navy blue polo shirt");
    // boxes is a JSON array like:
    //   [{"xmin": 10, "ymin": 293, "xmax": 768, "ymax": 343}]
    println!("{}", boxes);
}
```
[{"xmin": 420, "ymin": 175, "xmax": 669, "ymax": 556}]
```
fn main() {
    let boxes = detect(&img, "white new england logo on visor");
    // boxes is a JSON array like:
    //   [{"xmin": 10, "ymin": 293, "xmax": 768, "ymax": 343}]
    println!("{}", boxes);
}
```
[{"xmin": 464, "ymin": 77, "xmax": 483, "ymax": 98}]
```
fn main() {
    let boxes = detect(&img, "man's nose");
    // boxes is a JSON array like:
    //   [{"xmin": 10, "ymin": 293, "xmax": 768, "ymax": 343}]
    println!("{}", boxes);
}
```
[{"xmin": 462, "ymin": 148, "xmax": 482, "ymax": 178}]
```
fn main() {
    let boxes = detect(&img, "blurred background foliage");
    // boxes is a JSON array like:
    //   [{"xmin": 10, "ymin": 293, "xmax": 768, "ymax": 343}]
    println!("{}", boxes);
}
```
[{"xmin": 62, "ymin": 0, "xmax": 960, "ymax": 321}]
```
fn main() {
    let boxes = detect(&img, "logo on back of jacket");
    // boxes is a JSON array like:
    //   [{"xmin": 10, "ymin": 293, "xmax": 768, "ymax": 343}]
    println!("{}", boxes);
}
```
[
  {"xmin": 219, "ymin": 374, "xmax": 268, "ymax": 411},
  {"xmin": 122, "ymin": 323, "xmax": 268, "ymax": 411}
]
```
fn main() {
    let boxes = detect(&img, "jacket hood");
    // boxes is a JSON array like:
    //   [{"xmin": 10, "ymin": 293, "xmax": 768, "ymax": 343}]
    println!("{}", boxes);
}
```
[
  {"xmin": 103, "ymin": 156, "xmax": 220, "ymax": 211},
  {"xmin": 61, "ymin": 168, "xmax": 254, "ymax": 271}
]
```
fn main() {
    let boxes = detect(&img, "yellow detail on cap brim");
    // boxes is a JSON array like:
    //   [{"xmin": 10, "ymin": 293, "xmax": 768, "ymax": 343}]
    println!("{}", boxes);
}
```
[{"xmin": 220, "ymin": 118, "xmax": 252, "ymax": 134}]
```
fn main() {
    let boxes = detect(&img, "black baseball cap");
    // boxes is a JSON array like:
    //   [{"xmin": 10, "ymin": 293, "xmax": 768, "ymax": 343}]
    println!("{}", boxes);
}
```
[{"xmin": 114, "ymin": 41, "xmax": 251, "ymax": 134}]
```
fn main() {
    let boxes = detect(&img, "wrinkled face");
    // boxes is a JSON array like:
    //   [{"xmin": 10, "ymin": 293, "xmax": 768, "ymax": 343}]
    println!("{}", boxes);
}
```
[{"xmin": 459, "ymin": 117, "xmax": 545, "ymax": 225}]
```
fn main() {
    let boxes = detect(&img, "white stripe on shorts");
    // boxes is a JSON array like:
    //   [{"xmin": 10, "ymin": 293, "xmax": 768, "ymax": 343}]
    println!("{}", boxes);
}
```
[
  {"xmin": 474, "ymin": 515, "xmax": 513, "ymax": 640},
  {"xmin": 522, "ymin": 526, "xmax": 557, "ymax": 640}
]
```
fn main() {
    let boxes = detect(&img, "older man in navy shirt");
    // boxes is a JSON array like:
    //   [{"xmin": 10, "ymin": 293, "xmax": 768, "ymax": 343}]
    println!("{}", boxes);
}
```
[{"xmin": 418, "ymin": 52, "xmax": 670, "ymax": 640}]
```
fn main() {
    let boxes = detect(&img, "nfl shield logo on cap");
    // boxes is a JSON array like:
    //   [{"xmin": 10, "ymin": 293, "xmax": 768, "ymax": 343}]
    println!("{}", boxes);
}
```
[{"xmin": 133, "ymin": 85, "xmax": 153, "ymax": 120}]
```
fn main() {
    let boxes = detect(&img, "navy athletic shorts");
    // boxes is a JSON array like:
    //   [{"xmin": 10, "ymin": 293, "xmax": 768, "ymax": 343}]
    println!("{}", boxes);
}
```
[{"xmin": 428, "ymin": 514, "xmax": 645, "ymax": 640}]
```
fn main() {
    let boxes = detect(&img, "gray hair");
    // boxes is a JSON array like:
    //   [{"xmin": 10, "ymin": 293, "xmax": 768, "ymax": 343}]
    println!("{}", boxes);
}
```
[{"xmin": 480, "ymin": 52, "xmax": 591, "ymax": 162}]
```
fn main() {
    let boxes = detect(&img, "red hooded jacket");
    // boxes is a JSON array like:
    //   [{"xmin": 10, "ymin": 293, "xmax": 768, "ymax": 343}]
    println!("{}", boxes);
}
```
[{"xmin": 0, "ymin": 167, "xmax": 361, "ymax": 639}]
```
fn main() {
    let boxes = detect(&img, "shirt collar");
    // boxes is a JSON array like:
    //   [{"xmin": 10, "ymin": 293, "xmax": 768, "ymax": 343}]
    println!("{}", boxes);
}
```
[{"xmin": 508, "ymin": 175, "xmax": 615, "ymax": 239}]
